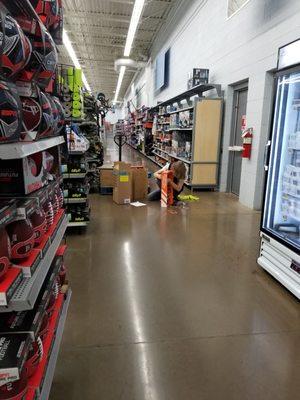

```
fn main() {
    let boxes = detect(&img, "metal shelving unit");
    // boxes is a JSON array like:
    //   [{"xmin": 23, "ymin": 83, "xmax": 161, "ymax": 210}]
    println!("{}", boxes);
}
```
[
  {"xmin": 150, "ymin": 84, "xmax": 223, "ymax": 189},
  {"xmin": 153, "ymin": 146, "xmax": 191, "ymax": 164},
  {"xmin": 168, "ymin": 127, "xmax": 193, "ymax": 131},
  {"xmin": 40, "ymin": 290, "xmax": 72, "ymax": 400},
  {"xmin": 168, "ymin": 106, "xmax": 194, "ymax": 115},
  {"xmin": 0, "ymin": 216, "xmax": 68, "ymax": 313},
  {"xmin": 0, "ymin": 137, "xmax": 65, "ymax": 160}
]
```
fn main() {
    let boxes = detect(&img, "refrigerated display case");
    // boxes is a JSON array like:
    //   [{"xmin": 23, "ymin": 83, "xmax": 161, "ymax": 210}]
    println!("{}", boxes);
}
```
[{"xmin": 258, "ymin": 39, "xmax": 300, "ymax": 299}]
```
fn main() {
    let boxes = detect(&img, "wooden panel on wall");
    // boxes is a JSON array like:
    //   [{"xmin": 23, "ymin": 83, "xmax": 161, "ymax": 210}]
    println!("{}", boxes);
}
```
[
  {"xmin": 193, "ymin": 99, "xmax": 222, "ymax": 162},
  {"xmin": 192, "ymin": 164, "xmax": 217, "ymax": 186}
]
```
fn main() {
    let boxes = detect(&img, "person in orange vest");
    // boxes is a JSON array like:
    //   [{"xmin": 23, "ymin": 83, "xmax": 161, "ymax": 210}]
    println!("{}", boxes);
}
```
[{"xmin": 148, "ymin": 160, "xmax": 186, "ymax": 203}]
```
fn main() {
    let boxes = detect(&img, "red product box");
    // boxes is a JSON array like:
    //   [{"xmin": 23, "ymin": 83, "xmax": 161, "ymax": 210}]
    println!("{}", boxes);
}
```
[
  {"xmin": 26, "ymin": 387, "xmax": 37, "ymax": 400},
  {"xmin": 56, "ymin": 245, "xmax": 67, "ymax": 258},
  {"xmin": 0, "ymin": 333, "xmax": 31, "ymax": 386},
  {"xmin": 28, "ymin": 296, "xmax": 65, "ymax": 394},
  {"xmin": 0, "ymin": 268, "xmax": 23, "ymax": 306},
  {"xmin": 49, "ymin": 294, "xmax": 64, "ymax": 331},
  {"xmin": 15, "ymin": 249, "xmax": 41, "ymax": 278},
  {"xmin": 48, "ymin": 210, "xmax": 64, "ymax": 241},
  {"xmin": 161, "ymin": 170, "xmax": 174, "ymax": 208}
]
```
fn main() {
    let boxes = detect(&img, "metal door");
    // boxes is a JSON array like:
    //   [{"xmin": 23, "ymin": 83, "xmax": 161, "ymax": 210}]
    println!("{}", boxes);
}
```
[{"xmin": 229, "ymin": 87, "xmax": 248, "ymax": 195}]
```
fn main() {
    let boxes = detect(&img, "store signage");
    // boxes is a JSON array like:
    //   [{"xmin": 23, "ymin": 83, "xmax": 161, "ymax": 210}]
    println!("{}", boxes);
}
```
[{"xmin": 278, "ymin": 39, "xmax": 300, "ymax": 70}]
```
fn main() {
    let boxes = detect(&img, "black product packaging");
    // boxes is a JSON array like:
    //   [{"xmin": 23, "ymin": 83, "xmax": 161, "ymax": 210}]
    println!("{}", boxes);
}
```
[
  {"xmin": 0, "ymin": 333, "xmax": 31, "ymax": 386},
  {"xmin": 0, "ymin": 305, "xmax": 44, "ymax": 341}
]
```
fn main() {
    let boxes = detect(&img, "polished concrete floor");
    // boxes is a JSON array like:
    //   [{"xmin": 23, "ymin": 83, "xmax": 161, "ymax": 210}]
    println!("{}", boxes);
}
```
[{"xmin": 50, "ymin": 140, "xmax": 300, "ymax": 399}]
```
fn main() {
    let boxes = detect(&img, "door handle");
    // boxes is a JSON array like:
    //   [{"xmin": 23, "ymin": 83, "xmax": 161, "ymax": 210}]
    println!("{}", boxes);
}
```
[
  {"xmin": 263, "ymin": 140, "xmax": 271, "ymax": 171},
  {"xmin": 228, "ymin": 146, "xmax": 244, "ymax": 151}
]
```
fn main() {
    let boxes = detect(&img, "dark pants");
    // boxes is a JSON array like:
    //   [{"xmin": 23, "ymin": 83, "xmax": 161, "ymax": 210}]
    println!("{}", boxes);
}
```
[{"xmin": 148, "ymin": 188, "xmax": 161, "ymax": 201}]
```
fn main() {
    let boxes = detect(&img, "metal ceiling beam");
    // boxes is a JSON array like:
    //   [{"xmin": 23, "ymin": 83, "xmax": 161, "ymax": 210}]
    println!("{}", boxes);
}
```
[
  {"xmin": 65, "ymin": 11, "xmax": 131, "ymax": 23},
  {"xmin": 64, "ymin": 22, "xmax": 156, "ymax": 34},
  {"xmin": 67, "ymin": 31, "xmax": 152, "ymax": 43},
  {"xmin": 65, "ymin": 10, "xmax": 163, "ymax": 22}
]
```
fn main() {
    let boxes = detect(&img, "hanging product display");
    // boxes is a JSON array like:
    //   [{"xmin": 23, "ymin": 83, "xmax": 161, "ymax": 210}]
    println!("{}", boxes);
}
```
[
  {"xmin": 0, "ymin": 2, "xmax": 70, "ymax": 397},
  {"xmin": 21, "ymin": 96, "xmax": 42, "ymax": 141},
  {"xmin": 0, "ymin": 80, "xmax": 22, "ymax": 142},
  {"xmin": 58, "ymin": 66, "xmax": 84, "ymax": 120},
  {"xmin": 0, "ymin": 12, "xmax": 32, "ymax": 79},
  {"xmin": 29, "ymin": 0, "xmax": 59, "ymax": 29}
]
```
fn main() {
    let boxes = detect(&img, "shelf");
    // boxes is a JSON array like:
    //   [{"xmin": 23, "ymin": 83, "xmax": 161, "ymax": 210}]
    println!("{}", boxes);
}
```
[
  {"xmin": 63, "ymin": 173, "xmax": 87, "ymax": 179},
  {"xmin": 64, "ymin": 198, "xmax": 88, "ymax": 204},
  {"xmin": 152, "ymin": 151, "xmax": 169, "ymax": 161},
  {"xmin": 153, "ymin": 147, "xmax": 191, "ymax": 164},
  {"xmin": 151, "ymin": 83, "xmax": 222, "ymax": 110},
  {"xmin": 147, "ymin": 156, "xmax": 163, "ymax": 168},
  {"xmin": 0, "ymin": 137, "xmax": 65, "ymax": 160},
  {"xmin": 40, "ymin": 290, "xmax": 72, "ymax": 400},
  {"xmin": 168, "ymin": 106, "xmax": 194, "ymax": 114},
  {"xmin": 0, "ymin": 215, "xmax": 68, "ymax": 312},
  {"xmin": 168, "ymin": 126, "xmax": 193, "ymax": 131},
  {"xmin": 68, "ymin": 221, "xmax": 89, "ymax": 227},
  {"xmin": 68, "ymin": 150, "xmax": 87, "ymax": 155}
]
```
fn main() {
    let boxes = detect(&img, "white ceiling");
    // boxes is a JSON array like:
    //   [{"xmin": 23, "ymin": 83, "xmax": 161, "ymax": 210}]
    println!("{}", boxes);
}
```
[{"xmin": 59, "ymin": 0, "xmax": 176, "ymax": 101}]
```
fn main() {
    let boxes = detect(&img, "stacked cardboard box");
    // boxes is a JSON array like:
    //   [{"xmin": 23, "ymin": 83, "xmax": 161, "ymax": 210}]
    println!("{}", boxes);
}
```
[
  {"xmin": 113, "ymin": 162, "xmax": 132, "ymax": 205},
  {"xmin": 131, "ymin": 166, "xmax": 148, "ymax": 201},
  {"xmin": 100, "ymin": 164, "xmax": 114, "ymax": 188},
  {"xmin": 112, "ymin": 163, "xmax": 148, "ymax": 204}
]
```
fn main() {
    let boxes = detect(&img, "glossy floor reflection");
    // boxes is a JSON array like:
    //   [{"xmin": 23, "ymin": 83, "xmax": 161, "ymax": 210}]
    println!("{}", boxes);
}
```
[{"xmin": 50, "ymin": 140, "xmax": 300, "ymax": 400}]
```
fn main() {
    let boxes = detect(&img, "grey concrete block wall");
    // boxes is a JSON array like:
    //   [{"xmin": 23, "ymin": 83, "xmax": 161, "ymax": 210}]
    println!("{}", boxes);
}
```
[{"xmin": 123, "ymin": 0, "xmax": 300, "ymax": 209}]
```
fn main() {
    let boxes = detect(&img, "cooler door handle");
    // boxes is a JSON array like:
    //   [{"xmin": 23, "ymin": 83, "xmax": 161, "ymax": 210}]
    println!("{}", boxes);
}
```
[{"xmin": 263, "ymin": 140, "xmax": 271, "ymax": 171}]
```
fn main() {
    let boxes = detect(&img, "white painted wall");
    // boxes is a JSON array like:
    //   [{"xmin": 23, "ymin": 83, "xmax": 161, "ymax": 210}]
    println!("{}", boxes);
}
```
[{"xmin": 124, "ymin": 0, "xmax": 300, "ymax": 209}]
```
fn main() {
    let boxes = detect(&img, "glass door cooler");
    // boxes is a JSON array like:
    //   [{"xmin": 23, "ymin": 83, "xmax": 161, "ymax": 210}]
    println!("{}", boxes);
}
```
[{"xmin": 258, "ymin": 39, "xmax": 300, "ymax": 299}]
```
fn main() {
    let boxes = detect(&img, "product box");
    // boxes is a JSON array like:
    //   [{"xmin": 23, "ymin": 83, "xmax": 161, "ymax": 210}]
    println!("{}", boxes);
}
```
[
  {"xmin": 100, "ymin": 164, "xmax": 114, "ymax": 187},
  {"xmin": 0, "ymin": 304, "xmax": 44, "ymax": 341},
  {"xmin": 188, "ymin": 77, "xmax": 209, "ymax": 90},
  {"xmin": 16, "ymin": 249, "xmax": 41, "ymax": 278},
  {"xmin": 179, "ymin": 111, "xmax": 191, "ymax": 127},
  {"xmin": 131, "ymin": 166, "xmax": 148, "ymax": 201},
  {"xmin": 0, "ymin": 147, "xmax": 61, "ymax": 195},
  {"xmin": 193, "ymin": 68, "xmax": 209, "ymax": 80},
  {"xmin": 0, "ymin": 200, "xmax": 16, "ymax": 228},
  {"xmin": 0, "ymin": 333, "xmax": 31, "ymax": 386},
  {"xmin": 113, "ymin": 162, "xmax": 132, "ymax": 205},
  {"xmin": 27, "ymin": 296, "xmax": 65, "ymax": 395},
  {"xmin": 161, "ymin": 170, "xmax": 174, "ymax": 208},
  {"xmin": 35, "ymin": 255, "xmax": 62, "ymax": 314},
  {"xmin": 0, "ymin": 268, "xmax": 23, "ymax": 306}
]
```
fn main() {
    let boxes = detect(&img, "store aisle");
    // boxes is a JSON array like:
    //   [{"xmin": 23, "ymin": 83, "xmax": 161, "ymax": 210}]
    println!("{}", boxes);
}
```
[{"xmin": 50, "ymin": 141, "xmax": 300, "ymax": 400}]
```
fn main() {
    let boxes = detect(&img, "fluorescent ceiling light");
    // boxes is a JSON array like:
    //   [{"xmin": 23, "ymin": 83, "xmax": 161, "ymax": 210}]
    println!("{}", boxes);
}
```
[
  {"xmin": 124, "ymin": 0, "xmax": 145, "ymax": 57},
  {"xmin": 113, "ymin": 0, "xmax": 145, "ymax": 103},
  {"xmin": 63, "ymin": 29, "xmax": 91, "ymax": 92},
  {"xmin": 113, "ymin": 66, "xmax": 126, "ymax": 103}
]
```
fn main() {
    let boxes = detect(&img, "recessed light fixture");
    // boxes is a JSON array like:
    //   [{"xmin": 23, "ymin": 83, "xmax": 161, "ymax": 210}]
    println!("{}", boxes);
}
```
[{"xmin": 63, "ymin": 29, "xmax": 92, "ymax": 92}]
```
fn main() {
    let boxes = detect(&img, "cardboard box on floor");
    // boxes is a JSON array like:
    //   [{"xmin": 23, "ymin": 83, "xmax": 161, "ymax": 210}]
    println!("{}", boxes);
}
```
[
  {"xmin": 131, "ymin": 166, "xmax": 148, "ymax": 201},
  {"xmin": 113, "ymin": 162, "xmax": 132, "ymax": 204},
  {"xmin": 100, "ymin": 164, "xmax": 114, "ymax": 187}
]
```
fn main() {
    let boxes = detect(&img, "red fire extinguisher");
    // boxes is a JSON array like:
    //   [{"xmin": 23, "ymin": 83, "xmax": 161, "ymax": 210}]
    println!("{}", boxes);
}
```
[{"xmin": 242, "ymin": 128, "xmax": 253, "ymax": 159}]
